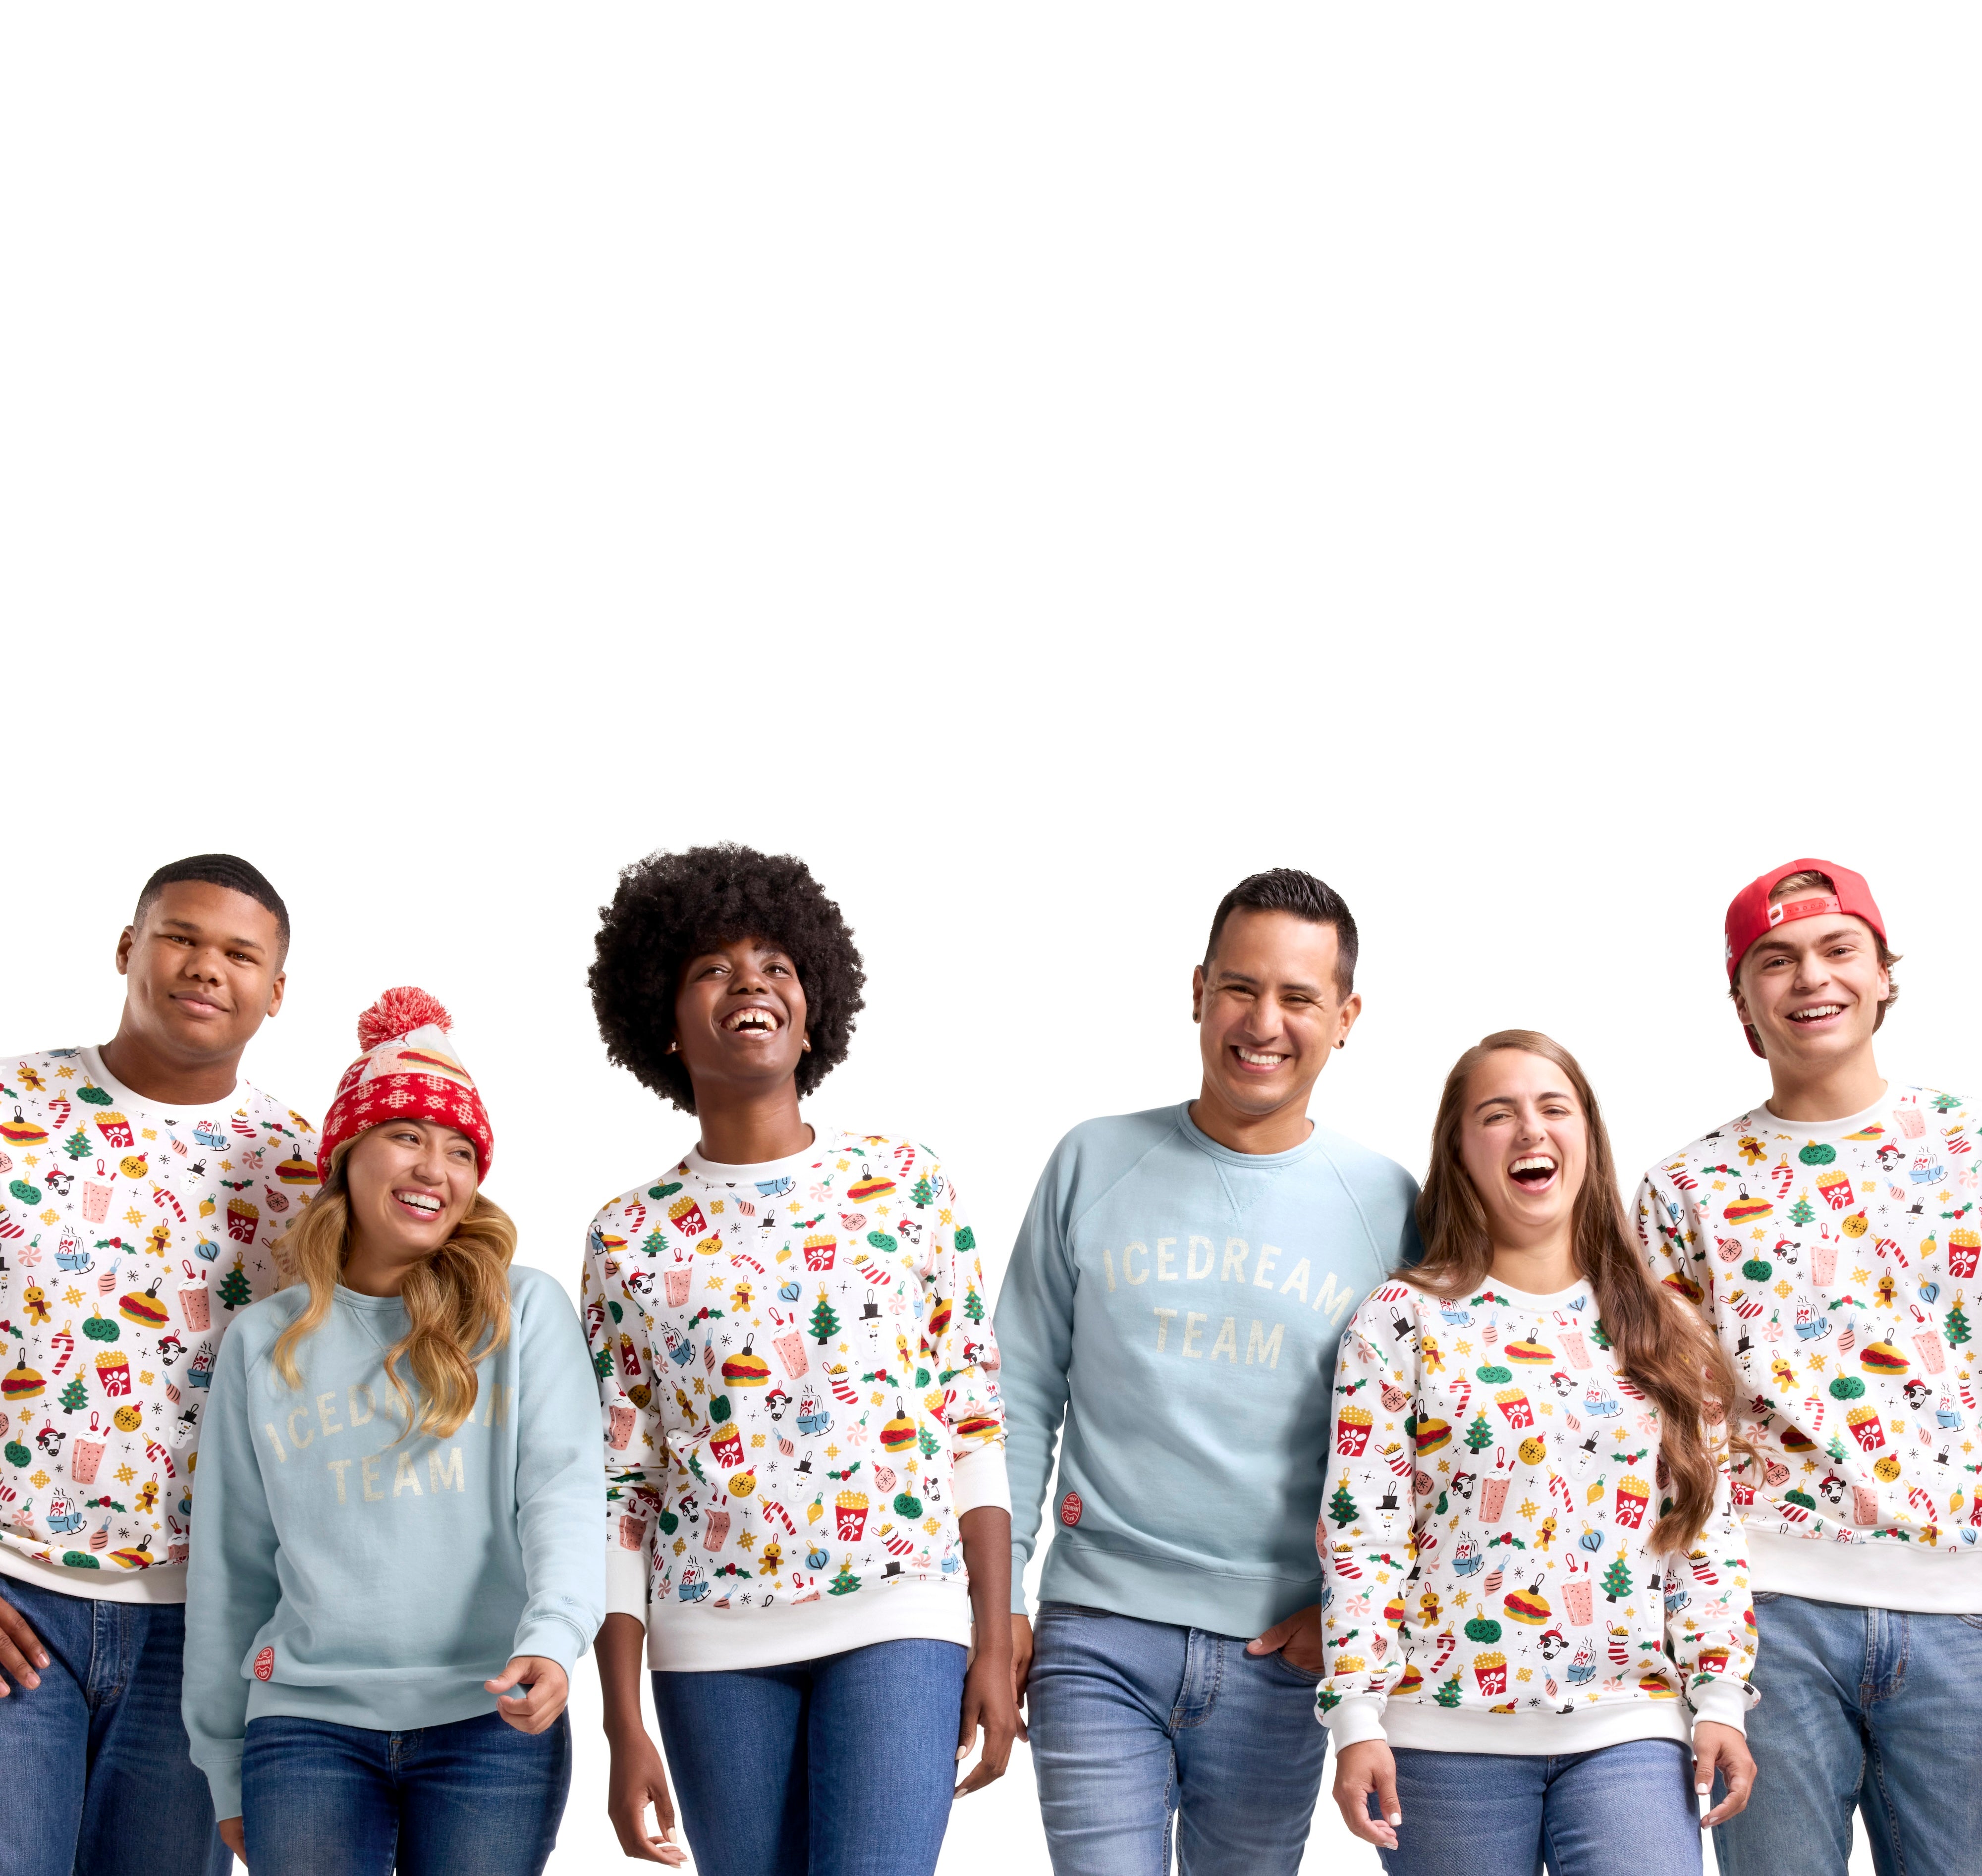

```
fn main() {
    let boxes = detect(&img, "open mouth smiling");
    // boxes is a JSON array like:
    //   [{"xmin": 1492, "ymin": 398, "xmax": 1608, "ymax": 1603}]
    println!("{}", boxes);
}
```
[
  {"xmin": 1787, "ymin": 1003, "xmax": 1846, "ymax": 1025},
  {"xmin": 1233, "ymin": 1047, "xmax": 1288, "ymax": 1071},
  {"xmin": 392, "ymin": 1189, "xmax": 444, "ymax": 1221},
  {"xmin": 1509, "ymin": 1154, "xmax": 1557, "ymax": 1192},
  {"xmin": 723, "ymin": 1008, "xmax": 782, "ymax": 1036}
]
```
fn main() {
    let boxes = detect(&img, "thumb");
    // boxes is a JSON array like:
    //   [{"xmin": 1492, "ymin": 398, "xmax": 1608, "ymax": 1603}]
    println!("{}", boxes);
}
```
[
  {"xmin": 485, "ymin": 1660, "xmax": 528, "ymax": 1695},
  {"xmin": 1249, "ymin": 1614, "xmax": 1298, "ymax": 1655}
]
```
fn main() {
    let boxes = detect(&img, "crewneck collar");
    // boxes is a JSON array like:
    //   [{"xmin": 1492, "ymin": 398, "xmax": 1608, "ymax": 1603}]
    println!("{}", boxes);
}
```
[
  {"xmin": 685, "ymin": 1124, "xmax": 826, "ymax": 1185},
  {"xmin": 1174, "ymin": 1100, "xmax": 1320, "ymax": 1170},
  {"xmin": 76, "ymin": 1043, "xmax": 243, "ymax": 1119},
  {"xmin": 1755, "ymin": 1085, "xmax": 1899, "ymax": 1139}
]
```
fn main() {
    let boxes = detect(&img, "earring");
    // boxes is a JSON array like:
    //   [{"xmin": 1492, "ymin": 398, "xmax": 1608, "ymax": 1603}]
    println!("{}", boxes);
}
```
[
  {"xmin": 801, "ymin": 1038, "xmax": 812, "ymax": 1053},
  {"xmin": 1335, "ymin": 1040, "xmax": 1345, "ymax": 1050},
  {"xmin": 666, "ymin": 1041, "xmax": 679, "ymax": 1054}
]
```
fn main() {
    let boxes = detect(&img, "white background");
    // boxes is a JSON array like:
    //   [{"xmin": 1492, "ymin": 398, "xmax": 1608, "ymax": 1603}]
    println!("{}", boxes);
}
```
[{"xmin": 6, "ymin": 8, "xmax": 1977, "ymax": 1871}]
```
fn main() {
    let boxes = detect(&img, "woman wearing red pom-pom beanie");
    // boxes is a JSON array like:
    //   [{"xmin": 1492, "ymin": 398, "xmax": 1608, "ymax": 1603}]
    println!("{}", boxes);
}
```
[{"xmin": 181, "ymin": 989, "xmax": 605, "ymax": 1876}]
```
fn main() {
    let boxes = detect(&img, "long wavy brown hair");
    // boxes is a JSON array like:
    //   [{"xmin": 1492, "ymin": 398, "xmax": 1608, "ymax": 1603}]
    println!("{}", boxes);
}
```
[
  {"xmin": 1409, "ymin": 1029, "xmax": 1741, "ymax": 1554},
  {"xmin": 271, "ymin": 1139, "xmax": 515, "ymax": 1439}
]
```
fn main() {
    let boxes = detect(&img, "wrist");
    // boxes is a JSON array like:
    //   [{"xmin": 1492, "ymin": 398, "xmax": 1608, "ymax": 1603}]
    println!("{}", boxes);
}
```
[{"xmin": 602, "ymin": 1705, "xmax": 649, "ymax": 1743}]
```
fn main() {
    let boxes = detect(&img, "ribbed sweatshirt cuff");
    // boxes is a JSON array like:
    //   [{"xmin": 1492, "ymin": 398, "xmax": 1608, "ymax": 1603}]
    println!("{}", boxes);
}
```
[
  {"xmin": 203, "ymin": 1744, "xmax": 245, "ymax": 1826},
  {"xmin": 511, "ymin": 1611, "xmax": 591, "ymax": 1678},
  {"xmin": 953, "ymin": 1445, "xmax": 1010, "ymax": 1516},
  {"xmin": 605, "ymin": 1541, "xmax": 649, "ymax": 1625},
  {"xmin": 1322, "ymin": 1696, "xmax": 1387, "ymax": 1748},
  {"xmin": 1687, "ymin": 1679, "xmax": 1749, "ymax": 1734}
]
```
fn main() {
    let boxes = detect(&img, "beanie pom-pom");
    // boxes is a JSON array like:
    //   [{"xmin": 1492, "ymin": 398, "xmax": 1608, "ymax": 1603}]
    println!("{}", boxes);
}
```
[{"xmin": 357, "ymin": 986, "xmax": 453, "ymax": 1051}]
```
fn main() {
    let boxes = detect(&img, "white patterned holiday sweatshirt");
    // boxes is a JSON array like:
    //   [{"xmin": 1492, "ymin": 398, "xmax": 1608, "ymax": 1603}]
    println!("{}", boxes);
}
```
[
  {"xmin": 1317, "ymin": 1278, "xmax": 1756, "ymax": 1754},
  {"xmin": 582, "ymin": 1129, "xmax": 1008, "ymax": 1671},
  {"xmin": 1638, "ymin": 1087, "xmax": 1982, "ymax": 1612},
  {"xmin": 0, "ymin": 1047, "xmax": 318, "ymax": 1603}
]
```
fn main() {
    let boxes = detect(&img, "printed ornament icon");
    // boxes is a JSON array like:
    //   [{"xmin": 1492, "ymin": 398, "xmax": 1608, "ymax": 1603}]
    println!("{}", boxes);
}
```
[{"xmin": 254, "ymin": 1647, "xmax": 275, "ymax": 1682}]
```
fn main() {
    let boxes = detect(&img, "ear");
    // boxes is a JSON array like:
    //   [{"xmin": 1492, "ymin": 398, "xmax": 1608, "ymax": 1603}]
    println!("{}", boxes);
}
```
[
  {"xmin": 115, "ymin": 926, "xmax": 136, "ymax": 977},
  {"xmin": 1337, "ymin": 991, "xmax": 1365, "ymax": 1041},
  {"xmin": 1190, "ymin": 964, "xmax": 1206, "ymax": 1023},
  {"xmin": 266, "ymin": 970, "xmax": 286, "ymax": 1019}
]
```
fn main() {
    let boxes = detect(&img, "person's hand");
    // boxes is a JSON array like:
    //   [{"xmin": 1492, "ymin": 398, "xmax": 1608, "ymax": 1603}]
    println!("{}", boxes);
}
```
[
  {"xmin": 1009, "ymin": 1613, "xmax": 1033, "ymax": 1742},
  {"xmin": 218, "ymin": 1817, "xmax": 246, "ymax": 1864},
  {"xmin": 956, "ymin": 1640, "xmax": 1019, "ymax": 1796},
  {"xmin": 486, "ymin": 1657, "xmax": 569, "ymax": 1735},
  {"xmin": 1247, "ymin": 1604, "xmax": 1323, "ymax": 1674},
  {"xmin": 1333, "ymin": 1738, "xmax": 1401, "ymax": 1850},
  {"xmin": 1694, "ymin": 1720, "xmax": 1756, "ymax": 1827},
  {"xmin": 606, "ymin": 1725, "xmax": 688, "ymax": 1866},
  {"xmin": 0, "ymin": 1594, "xmax": 49, "ymax": 1696}
]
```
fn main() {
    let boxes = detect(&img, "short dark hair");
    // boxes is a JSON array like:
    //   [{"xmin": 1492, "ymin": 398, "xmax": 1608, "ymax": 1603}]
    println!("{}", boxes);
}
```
[
  {"xmin": 1204, "ymin": 867, "xmax": 1358, "ymax": 996},
  {"xmin": 589, "ymin": 844, "xmax": 867, "ymax": 1115},
  {"xmin": 134, "ymin": 855, "xmax": 291, "ymax": 959}
]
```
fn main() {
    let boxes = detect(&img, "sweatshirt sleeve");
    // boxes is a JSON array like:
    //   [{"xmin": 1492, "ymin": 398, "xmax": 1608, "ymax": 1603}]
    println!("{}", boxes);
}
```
[
  {"xmin": 1635, "ymin": 1170, "xmax": 1712, "ymax": 1323},
  {"xmin": 923, "ymin": 1161, "xmax": 1005, "ymax": 1481},
  {"xmin": 582, "ymin": 1207, "xmax": 662, "ymax": 1628},
  {"xmin": 510, "ymin": 1274, "xmax": 608, "ymax": 1674},
  {"xmin": 1666, "ymin": 1460, "xmax": 1760, "ymax": 1734},
  {"xmin": 1317, "ymin": 1316, "xmax": 1419, "ymax": 1747},
  {"xmin": 182, "ymin": 1322, "xmax": 279, "ymax": 1822},
  {"xmin": 992, "ymin": 1142, "xmax": 1078, "ymax": 1616}
]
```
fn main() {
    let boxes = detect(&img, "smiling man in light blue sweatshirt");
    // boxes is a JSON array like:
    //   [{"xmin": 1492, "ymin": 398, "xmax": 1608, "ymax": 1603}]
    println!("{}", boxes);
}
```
[{"xmin": 998, "ymin": 869, "xmax": 1421, "ymax": 1876}]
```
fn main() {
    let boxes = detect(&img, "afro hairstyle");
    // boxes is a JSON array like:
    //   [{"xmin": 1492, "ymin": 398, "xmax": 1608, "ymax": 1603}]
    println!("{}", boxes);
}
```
[{"xmin": 589, "ymin": 843, "xmax": 866, "ymax": 1115}]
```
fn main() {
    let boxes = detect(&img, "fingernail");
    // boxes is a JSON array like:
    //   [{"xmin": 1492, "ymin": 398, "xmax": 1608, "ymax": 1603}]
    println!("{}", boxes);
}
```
[
  {"xmin": 957, "ymin": 1747, "xmax": 969, "ymax": 1761},
  {"xmin": 1388, "ymin": 1814, "xmax": 1402, "ymax": 1826}
]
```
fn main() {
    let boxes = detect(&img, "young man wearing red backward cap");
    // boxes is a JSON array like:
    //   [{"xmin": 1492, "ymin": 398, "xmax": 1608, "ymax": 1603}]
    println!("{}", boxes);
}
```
[
  {"xmin": 1635, "ymin": 860, "xmax": 1982, "ymax": 1876},
  {"xmin": 0, "ymin": 854, "xmax": 315, "ymax": 1876}
]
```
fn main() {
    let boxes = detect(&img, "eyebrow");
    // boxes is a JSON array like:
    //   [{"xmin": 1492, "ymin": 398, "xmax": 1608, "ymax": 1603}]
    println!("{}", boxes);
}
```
[
  {"xmin": 1474, "ymin": 1090, "xmax": 1574, "ymax": 1113},
  {"xmin": 1754, "ymin": 925, "xmax": 1862, "ymax": 957},
  {"xmin": 1212, "ymin": 969, "xmax": 1327, "ymax": 996},
  {"xmin": 160, "ymin": 919, "xmax": 266, "ymax": 954}
]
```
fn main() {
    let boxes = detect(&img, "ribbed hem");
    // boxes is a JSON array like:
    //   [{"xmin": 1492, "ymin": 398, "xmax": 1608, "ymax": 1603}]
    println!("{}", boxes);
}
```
[
  {"xmin": 1034, "ymin": 1537, "xmax": 1319, "ymax": 1639},
  {"xmin": 0, "ymin": 1544, "xmax": 187, "ymax": 1605},
  {"xmin": 1345, "ymin": 1695, "xmax": 1694, "ymax": 1756},
  {"xmin": 244, "ymin": 1670, "xmax": 508, "ymax": 1735},
  {"xmin": 1748, "ymin": 1527, "xmax": 1982, "ymax": 1613},
  {"xmin": 953, "ymin": 1446, "xmax": 1009, "ymax": 1516},
  {"xmin": 647, "ymin": 1580, "xmax": 972, "ymax": 1672}
]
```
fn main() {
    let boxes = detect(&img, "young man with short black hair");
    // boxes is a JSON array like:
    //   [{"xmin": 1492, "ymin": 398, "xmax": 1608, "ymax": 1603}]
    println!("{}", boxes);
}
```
[
  {"xmin": 0, "ymin": 855, "xmax": 316, "ymax": 1876},
  {"xmin": 1638, "ymin": 859, "xmax": 1982, "ymax": 1876},
  {"xmin": 997, "ymin": 867, "xmax": 1421, "ymax": 1876}
]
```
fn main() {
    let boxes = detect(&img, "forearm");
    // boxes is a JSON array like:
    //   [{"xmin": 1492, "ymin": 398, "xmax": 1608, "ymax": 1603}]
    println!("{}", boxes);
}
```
[
  {"xmin": 597, "ymin": 1611, "xmax": 650, "ymax": 1741},
  {"xmin": 961, "ymin": 1506, "xmax": 1013, "ymax": 1661}
]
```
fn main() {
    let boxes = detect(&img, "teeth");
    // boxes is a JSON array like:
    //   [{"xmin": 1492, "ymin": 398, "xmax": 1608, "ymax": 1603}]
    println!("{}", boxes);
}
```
[
  {"xmin": 1237, "ymin": 1049, "xmax": 1286, "ymax": 1067},
  {"xmin": 1791, "ymin": 1005, "xmax": 1843, "ymax": 1021},
  {"xmin": 1511, "ymin": 1157, "xmax": 1556, "ymax": 1176},
  {"xmin": 395, "ymin": 1191, "xmax": 442, "ymax": 1213},
  {"xmin": 727, "ymin": 1010, "xmax": 777, "ymax": 1032}
]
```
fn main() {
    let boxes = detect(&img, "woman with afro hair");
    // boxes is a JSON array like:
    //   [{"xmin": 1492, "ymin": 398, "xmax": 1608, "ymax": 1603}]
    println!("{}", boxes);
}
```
[{"xmin": 582, "ymin": 844, "xmax": 1017, "ymax": 1876}]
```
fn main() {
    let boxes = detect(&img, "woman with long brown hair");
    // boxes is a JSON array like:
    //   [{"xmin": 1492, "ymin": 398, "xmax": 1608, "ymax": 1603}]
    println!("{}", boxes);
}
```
[
  {"xmin": 1315, "ymin": 1031, "xmax": 1759, "ymax": 1876},
  {"xmin": 181, "ymin": 989, "xmax": 602, "ymax": 1876}
]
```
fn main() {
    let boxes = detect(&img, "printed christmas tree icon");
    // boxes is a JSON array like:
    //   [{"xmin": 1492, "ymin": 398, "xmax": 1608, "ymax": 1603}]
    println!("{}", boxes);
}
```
[
  {"xmin": 911, "ymin": 1174, "xmax": 939, "ymax": 1208},
  {"xmin": 59, "ymin": 1375, "xmax": 87, "ymax": 1415},
  {"xmin": 1788, "ymin": 1194, "xmax": 1816, "ymax": 1228},
  {"xmin": 1600, "ymin": 1558, "xmax": 1633, "ymax": 1603},
  {"xmin": 963, "ymin": 1284, "xmax": 984, "ymax": 1326},
  {"xmin": 1327, "ymin": 1480, "xmax": 1360, "ymax": 1528},
  {"xmin": 62, "ymin": 1127, "xmax": 91, "ymax": 1162},
  {"xmin": 918, "ymin": 1424, "xmax": 941, "ymax": 1459},
  {"xmin": 1433, "ymin": 1673, "xmax": 1463, "ymax": 1709},
  {"xmin": 809, "ymin": 1295, "xmax": 841, "ymax": 1345},
  {"xmin": 217, "ymin": 1257, "xmax": 252, "ymax": 1312},
  {"xmin": 1464, "ymin": 1413, "xmax": 1493, "ymax": 1454},
  {"xmin": 828, "ymin": 1557, "xmax": 861, "ymax": 1597},
  {"xmin": 1949, "ymin": 1293, "xmax": 1972, "ymax": 1349}
]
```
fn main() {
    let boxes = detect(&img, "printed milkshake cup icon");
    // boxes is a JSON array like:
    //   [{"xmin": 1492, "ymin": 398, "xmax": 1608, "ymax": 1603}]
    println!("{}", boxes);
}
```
[
  {"xmin": 663, "ymin": 1267, "xmax": 692, "ymax": 1308},
  {"xmin": 1853, "ymin": 1483, "xmax": 1880, "ymax": 1525},
  {"xmin": 1562, "ymin": 1576, "xmax": 1594, "ymax": 1627},
  {"xmin": 607, "ymin": 1404, "xmax": 636, "ymax": 1450},
  {"xmin": 835, "ymin": 1490, "xmax": 870, "ymax": 1541},
  {"xmin": 1336, "ymin": 1405, "xmax": 1374, "ymax": 1457},
  {"xmin": 179, "ymin": 1283, "xmax": 211, "ymax": 1333},
  {"xmin": 771, "ymin": 1324, "xmax": 809, "ymax": 1383},
  {"xmin": 70, "ymin": 1413, "xmax": 106, "ymax": 1486},
  {"xmin": 1811, "ymin": 1239, "xmax": 1839, "ymax": 1287},
  {"xmin": 1909, "ymin": 1307, "xmax": 1946, "ymax": 1375},
  {"xmin": 1558, "ymin": 1327, "xmax": 1590, "ymax": 1370},
  {"xmin": 704, "ymin": 1508, "xmax": 731, "ymax": 1553},
  {"xmin": 1898, "ymin": 1107, "xmax": 1927, "ymax": 1140},
  {"xmin": 81, "ymin": 1181, "xmax": 112, "ymax": 1225},
  {"xmin": 1479, "ymin": 1475, "xmax": 1511, "ymax": 1523}
]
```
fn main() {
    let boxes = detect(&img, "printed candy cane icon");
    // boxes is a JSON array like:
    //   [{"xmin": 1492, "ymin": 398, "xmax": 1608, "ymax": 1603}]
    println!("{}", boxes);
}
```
[
  {"xmin": 1430, "ymin": 1630, "xmax": 1457, "ymax": 1671},
  {"xmin": 49, "ymin": 1324, "xmax": 76, "ymax": 1376},
  {"xmin": 152, "ymin": 1186, "xmax": 186, "ymax": 1222},
  {"xmin": 146, "ymin": 1438, "xmax": 176, "ymax": 1478},
  {"xmin": 624, "ymin": 1200, "xmax": 647, "ymax": 1234},
  {"xmin": 759, "ymin": 1498, "xmax": 796, "ymax": 1534},
  {"xmin": 735, "ymin": 1254, "xmax": 765, "ymax": 1276}
]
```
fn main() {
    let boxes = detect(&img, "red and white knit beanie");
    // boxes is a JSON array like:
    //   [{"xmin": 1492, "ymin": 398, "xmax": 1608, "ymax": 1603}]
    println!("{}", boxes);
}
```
[{"xmin": 316, "ymin": 988, "xmax": 495, "ymax": 1183}]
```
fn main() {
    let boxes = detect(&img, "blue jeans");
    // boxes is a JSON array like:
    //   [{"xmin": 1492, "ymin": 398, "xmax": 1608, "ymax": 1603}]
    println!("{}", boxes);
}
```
[
  {"xmin": 1025, "ymin": 1603, "xmax": 1329, "ymax": 1876},
  {"xmin": 1713, "ymin": 1592, "xmax": 1982, "ymax": 1876},
  {"xmin": 240, "ymin": 1710, "xmax": 572, "ymax": 1876},
  {"xmin": 650, "ymin": 1638, "xmax": 968, "ymax": 1876},
  {"xmin": 0, "ymin": 1574, "xmax": 229, "ymax": 1876},
  {"xmin": 1377, "ymin": 1740, "xmax": 1700, "ymax": 1876}
]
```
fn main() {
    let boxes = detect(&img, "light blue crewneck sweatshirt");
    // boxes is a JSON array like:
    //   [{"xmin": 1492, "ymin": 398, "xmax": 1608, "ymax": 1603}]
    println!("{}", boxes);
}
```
[
  {"xmin": 183, "ymin": 1265, "xmax": 604, "ymax": 1818},
  {"xmin": 997, "ymin": 1103, "xmax": 1421, "ymax": 1638}
]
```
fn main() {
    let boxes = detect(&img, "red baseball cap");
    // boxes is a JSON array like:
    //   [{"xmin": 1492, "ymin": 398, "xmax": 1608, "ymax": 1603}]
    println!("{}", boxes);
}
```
[{"xmin": 1723, "ymin": 859, "xmax": 1888, "ymax": 1055}]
